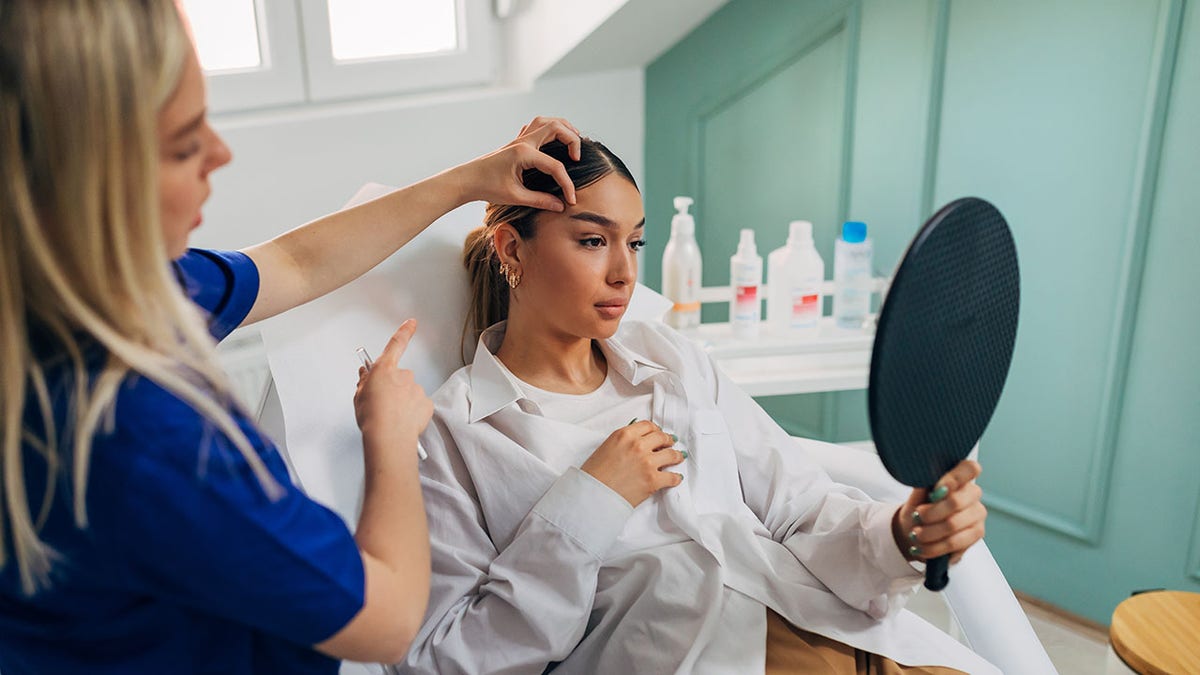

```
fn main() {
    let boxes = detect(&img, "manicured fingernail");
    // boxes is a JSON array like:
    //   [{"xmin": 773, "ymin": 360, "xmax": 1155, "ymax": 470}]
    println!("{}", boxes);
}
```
[
  {"xmin": 670, "ymin": 433, "xmax": 678, "ymax": 442},
  {"xmin": 908, "ymin": 530, "xmax": 918, "ymax": 542},
  {"xmin": 911, "ymin": 510, "xmax": 922, "ymax": 525},
  {"xmin": 930, "ymin": 485, "xmax": 949, "ymax": 502},
  {"xmin": 680, "ymin": 450, "xmax": 689, "ymax": 460},
  {"xmin": 909, "ymin": 545, "xmax": 923, "ymax": 558},
  {"xmin": 628, "ymin": 418, "xmax": 638, "ymax": 425}
]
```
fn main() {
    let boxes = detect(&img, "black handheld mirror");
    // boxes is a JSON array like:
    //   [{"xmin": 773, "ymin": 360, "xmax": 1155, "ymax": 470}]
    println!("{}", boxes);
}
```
[{"xmin": 867, "ymin": 197, "xmax": 1020, "ymax": 591}]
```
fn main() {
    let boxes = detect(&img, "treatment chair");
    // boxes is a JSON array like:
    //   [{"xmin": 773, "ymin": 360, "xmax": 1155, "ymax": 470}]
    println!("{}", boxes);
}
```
[{"xmin": 254, "ymin": 185, "xmax": 1057, "ymax": 675}]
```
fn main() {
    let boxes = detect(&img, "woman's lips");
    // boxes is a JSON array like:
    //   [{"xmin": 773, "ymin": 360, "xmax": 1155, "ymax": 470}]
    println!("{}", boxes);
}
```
[{"xmin": 595, "ymin": 302, "xmax": 627, "ymax": 320}]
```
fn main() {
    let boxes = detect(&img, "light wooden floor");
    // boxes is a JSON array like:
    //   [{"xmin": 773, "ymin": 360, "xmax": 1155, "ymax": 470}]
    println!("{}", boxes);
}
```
[{"xmin": 1017, "ymin": 593, "xmax": 1111, "ymax": 675}]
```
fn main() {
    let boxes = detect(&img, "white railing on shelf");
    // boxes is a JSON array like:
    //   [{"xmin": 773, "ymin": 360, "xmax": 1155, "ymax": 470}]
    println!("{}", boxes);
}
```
[
  {"xmin": 694, "ymin": 277, "xmax": 891, "ymax": 305},
  {"xmin": 670, "ymin": 277, "xmax": 890, "ymax": 397}
]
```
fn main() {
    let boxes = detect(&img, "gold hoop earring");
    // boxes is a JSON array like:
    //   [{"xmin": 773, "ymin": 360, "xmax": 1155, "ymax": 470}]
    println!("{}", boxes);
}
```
[{"xmin": 499, "ymin": 262, "xmax": 522, "ymax": 289}]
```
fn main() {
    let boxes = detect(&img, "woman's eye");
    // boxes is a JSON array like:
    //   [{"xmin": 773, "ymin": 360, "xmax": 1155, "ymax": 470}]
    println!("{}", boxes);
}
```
[
  {"xmin": 173, "ymin": 142, "xmax": 201, "ymax": 162},
  {"xmin": 629, "ymin": 239, "xmax": 646, "ymax": 251},
  {"xmin": 580, "ymin": 237, "xmax": 605, "ymax": 248}
]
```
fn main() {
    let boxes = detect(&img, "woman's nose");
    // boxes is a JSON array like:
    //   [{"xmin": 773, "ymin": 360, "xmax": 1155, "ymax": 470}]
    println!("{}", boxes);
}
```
[
  {"xmin": 608, "ymin": 247, "xmax": 637, "ymax": 285},
  {"xmin": 204, "ymin": 127, "xmax": 233, "ymax": 175}
]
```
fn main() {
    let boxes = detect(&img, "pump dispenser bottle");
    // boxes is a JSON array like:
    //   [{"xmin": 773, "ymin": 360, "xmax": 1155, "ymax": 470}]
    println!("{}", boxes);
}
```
[
  {"xmin": 832, "ymin": 221, "xmax": 873, "ymax": 330},
  {"xmin": 661, "ymin": 197, "xmax": 702, "ymax": 329},
  {"xmin": 729, "ymin": 229, "xmax": 763, "ymax": 339},
  {"xmin": 767, "ymin": 220, "xmax": 824, "ymax": 338}
]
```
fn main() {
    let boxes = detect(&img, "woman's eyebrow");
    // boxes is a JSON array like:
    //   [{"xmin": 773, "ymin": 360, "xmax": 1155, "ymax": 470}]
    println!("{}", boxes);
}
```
[
  {"xmin": 169, "ymin": 110, "xmax": 206, "ymax": 141},
  {"xmin": 570, "ymin": 212, "xmax": 646, "ymax": 230}
]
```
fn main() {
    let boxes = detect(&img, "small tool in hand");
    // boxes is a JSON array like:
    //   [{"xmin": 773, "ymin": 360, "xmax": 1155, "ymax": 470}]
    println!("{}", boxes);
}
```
[{"xmin": 356, "ymin": 346, "xmax": 428, "ymax": 461}]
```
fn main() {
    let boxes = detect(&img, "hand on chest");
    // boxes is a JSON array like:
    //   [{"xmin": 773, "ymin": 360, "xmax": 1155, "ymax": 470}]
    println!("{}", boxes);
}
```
[{"xmin": 470, "ymin": 385, "xmax": 753, "ymax": 555}]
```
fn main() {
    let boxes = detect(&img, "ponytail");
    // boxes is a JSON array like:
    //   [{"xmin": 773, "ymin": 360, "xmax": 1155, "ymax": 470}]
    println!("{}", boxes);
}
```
[{"xmin": 461, "ymin": 225, "xmax": 508, "ymax": 353}]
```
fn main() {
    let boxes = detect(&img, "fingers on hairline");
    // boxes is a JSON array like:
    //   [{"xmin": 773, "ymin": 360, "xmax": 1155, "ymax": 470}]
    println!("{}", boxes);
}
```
[
  {"xmin": 529, "ymin": 154, "xmax": 576, "ymax": 203},
  {"xmin": 512, "ymin": 188, "xmax": 565, "ymax": 212},
  {"xmin": 532, "ymin": 118, "xmax": 582, "ymax": 160},
  {"xmin": 538, "ymin": 117, "xmax": 578, "ymax": 137}
]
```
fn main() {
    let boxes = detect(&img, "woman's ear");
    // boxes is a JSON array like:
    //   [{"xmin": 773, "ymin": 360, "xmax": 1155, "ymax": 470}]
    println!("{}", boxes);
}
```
[{"xmin": 492, "ymin": 223, "xmax": 523, "ymax": 268}]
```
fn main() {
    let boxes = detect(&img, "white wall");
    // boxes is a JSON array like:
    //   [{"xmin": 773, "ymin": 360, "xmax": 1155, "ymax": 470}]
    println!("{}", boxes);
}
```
[{"xmin": 192, "ymin": 67, "xmax": 645, "ymax": 251}]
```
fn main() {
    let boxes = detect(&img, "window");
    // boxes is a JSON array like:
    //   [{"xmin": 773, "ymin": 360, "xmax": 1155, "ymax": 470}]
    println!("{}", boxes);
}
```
[
  {"xmin": 327, "ymin": 0, "xmax": 458, "ymax": 61},
  {"xmin": 299, "ymin": 0, "xmax": 495, "ymax": 102},
  {"xmin": 179, "ymin": 0, "xmax": 262, "ymax": 72},
  {"xmin": 181, "ymin": 0, "xmax": 496, "ymax": 112}
]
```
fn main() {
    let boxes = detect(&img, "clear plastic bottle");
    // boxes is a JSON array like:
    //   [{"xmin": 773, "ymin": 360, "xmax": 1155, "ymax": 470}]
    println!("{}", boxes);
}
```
[
  {"xmin": 729, "ymin": 229, "xmax": 763, "ymax": 339},
  {"xmin": 661, "ymin": 197, "xmax": 702, "ymax": 329},
  {"xmin": 832, "ymin": 220, "xmax": 873, "ymax": 331},
  {"xmin": 767, "ymin": 220, "xmax": 824, "ymax": 338}
]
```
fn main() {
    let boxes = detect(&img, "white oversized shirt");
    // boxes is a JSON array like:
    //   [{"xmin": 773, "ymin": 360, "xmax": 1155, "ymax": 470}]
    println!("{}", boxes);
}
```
[{"xmin": 397, "ymin": 321, "xmax": 998, "ymax": 675}]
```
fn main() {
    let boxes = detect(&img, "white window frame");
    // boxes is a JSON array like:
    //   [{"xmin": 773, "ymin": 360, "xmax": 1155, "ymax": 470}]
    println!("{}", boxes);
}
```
[
  {"xmin": 200, "ymin": 0, "xmax": 498, "ymax": 112},
  {"xmin": 203, "ymin": 0, "xmax": 307, "ymax": 114},
  {"xmin": 296, "ymin": 0, "xmax": 497, "ymax": 102}
]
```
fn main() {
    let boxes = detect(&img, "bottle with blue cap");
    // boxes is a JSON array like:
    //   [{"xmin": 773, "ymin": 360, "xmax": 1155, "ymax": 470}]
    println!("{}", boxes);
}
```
[{"xmin": 833, "ymin": 220, "xmax": 873, "ymax": 330}]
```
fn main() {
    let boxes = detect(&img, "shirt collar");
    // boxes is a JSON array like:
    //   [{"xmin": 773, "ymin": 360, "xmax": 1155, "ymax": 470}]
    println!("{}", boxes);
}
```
[
  {"xmin": 598, "ymin": 328, "xmax": 670, "ymax": 387},
  {"xmin": 467, "ymin": 322, "xmax": 528, "ymax": 423},
  {"xmin": 466, "ymin": 321, "xmax": 671, "ymax": 424}
]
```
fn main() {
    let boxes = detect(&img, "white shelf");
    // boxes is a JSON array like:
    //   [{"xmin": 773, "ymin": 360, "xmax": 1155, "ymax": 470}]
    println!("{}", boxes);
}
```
[
  {"xmin": 669, "ymin": 279, "xmax": 887, "ymax": 397},
  {"xmin": 680, "ymin": 317, "xmax": 875, "ymax": 396}
]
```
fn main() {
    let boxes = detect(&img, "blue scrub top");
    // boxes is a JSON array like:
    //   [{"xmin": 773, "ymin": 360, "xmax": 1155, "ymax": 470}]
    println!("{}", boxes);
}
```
[{"xmin": 0, "ymin": 250, "xmax": 365, "ymax": 675}]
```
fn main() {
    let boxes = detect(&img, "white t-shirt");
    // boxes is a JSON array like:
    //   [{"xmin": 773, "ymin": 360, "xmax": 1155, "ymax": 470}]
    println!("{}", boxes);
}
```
[{"xmin": 506, "ymin": 363, "xmax": 651, "ymax": 431}]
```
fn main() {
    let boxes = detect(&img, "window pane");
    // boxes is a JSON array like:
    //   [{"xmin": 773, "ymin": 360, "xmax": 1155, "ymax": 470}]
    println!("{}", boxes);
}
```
[
  {"xmin": 179, "ymin": 0, "xmax": 262, "ymax": 72},
  {"xmin": 327, "ymin": 0, "xmax": 458, "ymax": 62}
]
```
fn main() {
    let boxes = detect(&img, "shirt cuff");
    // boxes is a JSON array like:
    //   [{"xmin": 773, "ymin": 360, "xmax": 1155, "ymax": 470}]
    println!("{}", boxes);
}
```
[
  {"xmin": 866, "ymin": 502, "xmax": 925, "ymax": 580},
  {"xmin": 531, "ymin": 467, "xmax": 633, "ymax": 559}
]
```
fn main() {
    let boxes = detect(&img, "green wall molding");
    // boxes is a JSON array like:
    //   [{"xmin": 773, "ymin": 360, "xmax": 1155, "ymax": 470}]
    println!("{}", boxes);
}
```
[
  {"xmin": 918, "ymin": 0, "xmax": 950, "ymax": 222},
  {"xmin": 1190, "ymin": 496, "xmax": 1200, "ymax": 581},
  {"xmin": 666, "ymin": 1, "xmax": 861, "ymax": 440},
  {"xmin": 826, "ymin": 2, "xmax": 862, "ymax": 441},
  {"xmin": 689, "ymin": 6, "xmax": 858, "ymax": 242},
  {"xmin": 979, "ymin": 0, "xmax": 1186, "ymax": 545}
]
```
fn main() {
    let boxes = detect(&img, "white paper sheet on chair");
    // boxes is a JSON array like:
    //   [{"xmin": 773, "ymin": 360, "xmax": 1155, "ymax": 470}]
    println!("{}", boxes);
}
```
[{"xmin": 261, "ymin": 183, "xmax": 671, "ymax": 526}]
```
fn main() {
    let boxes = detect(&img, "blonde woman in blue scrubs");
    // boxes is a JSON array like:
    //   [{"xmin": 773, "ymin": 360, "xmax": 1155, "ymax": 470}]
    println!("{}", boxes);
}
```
[{"xmin": 0, "ymin": 1, "xmax": 581, "ymax": 673}]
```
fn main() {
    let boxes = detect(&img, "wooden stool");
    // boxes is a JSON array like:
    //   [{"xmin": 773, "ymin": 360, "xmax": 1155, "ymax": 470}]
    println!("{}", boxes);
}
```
[{"xmin": 1109, "ymin": 591, "xmax": 1200, "ymax": 674}]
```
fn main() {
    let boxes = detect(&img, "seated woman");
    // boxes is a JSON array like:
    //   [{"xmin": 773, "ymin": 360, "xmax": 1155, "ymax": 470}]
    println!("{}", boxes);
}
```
[{"xmin": 398, "ymin": 139, "xmax": 996, "ymax": 674}]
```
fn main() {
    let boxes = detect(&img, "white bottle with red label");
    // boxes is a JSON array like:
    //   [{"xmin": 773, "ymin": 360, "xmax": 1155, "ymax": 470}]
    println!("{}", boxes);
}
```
[
  {"xmin": 729, "ymin": 228, "xmax": 763, "ymax": 339},
  {"xmin": 661, "ymin": 196, "xmax": 702, "ymax": 329},
  {"xmin": 767, "ymin": 220, "xmax": 824, "ymax": 338}
]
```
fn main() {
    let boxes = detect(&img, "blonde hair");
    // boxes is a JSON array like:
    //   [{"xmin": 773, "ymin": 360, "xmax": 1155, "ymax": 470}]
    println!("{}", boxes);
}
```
[
  {"xmin": 462, "ymin": 138, "xmax": 636, "ymax": 350},
  {"xmin": 0, "ymin": 0, "xmax": 279, "ymax": 595}
]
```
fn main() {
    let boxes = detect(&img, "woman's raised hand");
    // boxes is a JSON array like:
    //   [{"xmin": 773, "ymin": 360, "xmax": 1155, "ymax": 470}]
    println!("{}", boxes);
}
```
[
  {"xmin": 893, "ymin": 459, "xmax": 986, "ymax": 564},
  {"xmin": 581, "ymin": 420, "xmax": 685, "ymax": 507},
  {"xmin": 354, "ymin": 319, "xmax": 433, "ymax": 451},
  {"xmin": 454, "ymin": 116, "xmax": 583, "ymax": 212}
]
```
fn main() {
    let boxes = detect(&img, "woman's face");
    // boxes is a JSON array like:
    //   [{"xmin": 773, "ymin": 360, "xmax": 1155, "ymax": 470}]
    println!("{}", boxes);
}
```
[
  {"xmin": 507, "ymin": 172, "xmax": 645, "ymax": 340},
  {"xmin": 157, "ymin": 48, "xmax": 231, "ymax": 259}
]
